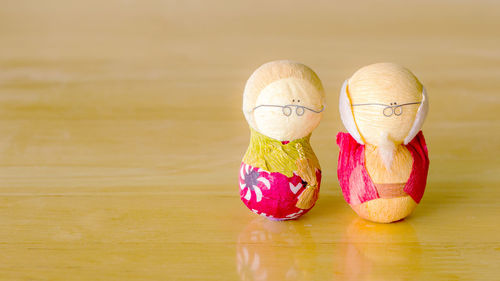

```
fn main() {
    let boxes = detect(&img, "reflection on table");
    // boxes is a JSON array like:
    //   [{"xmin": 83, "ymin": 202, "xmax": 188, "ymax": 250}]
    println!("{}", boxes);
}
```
[
  {"xmin": 336, "ymin": 218, "xmax": 422, "ymax": 281},
  {"xmin": 236, "ymin": 217, "xmax": 317, "ymax": 281}
]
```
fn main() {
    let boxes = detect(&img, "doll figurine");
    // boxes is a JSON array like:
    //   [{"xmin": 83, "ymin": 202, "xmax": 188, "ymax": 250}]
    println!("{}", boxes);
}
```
[
  {"xmin": 240, "ymin": 60, "xmax": 325, "ymax": 220},
  {"xmin": 337, "ymin": 63, "xmax": 429, "ymax": 223}
]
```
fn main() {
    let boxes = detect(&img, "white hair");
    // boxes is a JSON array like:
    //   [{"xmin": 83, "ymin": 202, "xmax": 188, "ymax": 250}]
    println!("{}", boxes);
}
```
[{"xmin": 339, "ymin": 79, "xmax": 428, "ymax": 145}]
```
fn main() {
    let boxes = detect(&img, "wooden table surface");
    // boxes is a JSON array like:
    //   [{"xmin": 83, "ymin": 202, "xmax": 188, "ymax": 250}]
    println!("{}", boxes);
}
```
[{"xmin": 1, "ymin": 1, "xmax": 499, "ymax": 280}]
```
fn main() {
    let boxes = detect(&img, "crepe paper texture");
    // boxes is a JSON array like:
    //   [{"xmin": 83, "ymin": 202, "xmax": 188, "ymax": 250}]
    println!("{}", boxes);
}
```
[
  {"xmin": 240, "ymin": 60, "xmax": 325, "ymax": 220},
  {"xmin": 294, "ymin": 143, "xmax": 320, "ymax": 209},
  {"xmin": 337, "ymin": 131, "xmax": 429, "ymax": 205},
  {"xmin": 239, "ymin": 162, "xmax": 321, "ymax": 221},
  {"xmin": 240, "ymin": 129, "xmax": 322, "ymax": 220},
  {"xmin": 242, "ymin": 128, "xmax": 320, "ymax": 178},
  {"xmin": 337, "ymin": 63, "xmax": 430, "ymax": 223}
]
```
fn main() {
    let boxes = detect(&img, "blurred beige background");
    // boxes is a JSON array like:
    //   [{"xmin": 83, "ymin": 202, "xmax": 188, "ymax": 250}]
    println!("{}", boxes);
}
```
[{"xmin": 0, "ymin": 0, "xmax": 499, "ymax": 280}]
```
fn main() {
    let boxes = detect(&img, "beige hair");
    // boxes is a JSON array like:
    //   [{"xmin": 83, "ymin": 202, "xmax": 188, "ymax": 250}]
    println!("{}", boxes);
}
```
[{"xmin": 243, "ymin": 60, "xmax": 325, "ymax": 129}]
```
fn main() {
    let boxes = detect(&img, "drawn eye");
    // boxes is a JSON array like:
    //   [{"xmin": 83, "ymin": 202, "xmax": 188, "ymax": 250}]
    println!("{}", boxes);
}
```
[
  {"xmin": 298, "ymin": 99, "xmax": 300, "ymax": 102},
  {"xmin": 292, "ymin": 99, "xmax": 295, "ymax": 102}
]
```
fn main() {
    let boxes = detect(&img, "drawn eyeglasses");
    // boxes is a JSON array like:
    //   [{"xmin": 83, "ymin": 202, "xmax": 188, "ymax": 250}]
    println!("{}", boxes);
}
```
[
  {"xmin": 351, "ymin": 102, "xmax": 421, "ymax": 117},
  {"xmin": 252, "ymin": 104, "xmax": 325, "ymax": 117}
]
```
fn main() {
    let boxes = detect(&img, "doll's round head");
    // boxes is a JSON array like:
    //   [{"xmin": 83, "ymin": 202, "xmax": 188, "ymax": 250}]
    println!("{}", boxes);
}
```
[
  {"xmin": 339, "ymin": 63, "xmax": 428, "ymax": 146},
  {"xmin": 243, "ymin": 61, "xmax": 325, "ymax": 141}
]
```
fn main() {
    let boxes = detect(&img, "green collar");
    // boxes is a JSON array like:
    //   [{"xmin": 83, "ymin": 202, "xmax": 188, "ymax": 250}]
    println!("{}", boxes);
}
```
[{"xmin": 242, "ymin": 128, "xmax": 320, "ymax": 177}]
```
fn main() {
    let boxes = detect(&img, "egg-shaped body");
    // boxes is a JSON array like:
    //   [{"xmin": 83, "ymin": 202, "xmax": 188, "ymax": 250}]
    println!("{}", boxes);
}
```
[
  {"xmin": 337, "ymin": 63, "xmax": 430, "ymax": 223},
  {"xmin": 337, "ymin": 131, "xmax": 429, "ymax": 223},
  {"xmin": 352, "ymin": 143, "xmax": 417, "ymax": 223}
]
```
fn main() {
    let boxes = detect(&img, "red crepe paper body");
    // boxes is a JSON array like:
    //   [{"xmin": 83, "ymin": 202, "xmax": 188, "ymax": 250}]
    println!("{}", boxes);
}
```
[
  {"xmin": 239, "ymin": 163, "xmax": 321, "ymax": 220},
  {"xmin": 336, "ymin": 131, "xmax": 429, "ymax": 205}
]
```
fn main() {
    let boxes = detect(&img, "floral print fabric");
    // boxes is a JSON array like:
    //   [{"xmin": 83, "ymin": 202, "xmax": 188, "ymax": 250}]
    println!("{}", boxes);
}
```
[{"xmin": 239, "ymin": 162, "xmax": 321, "ymax": 220}]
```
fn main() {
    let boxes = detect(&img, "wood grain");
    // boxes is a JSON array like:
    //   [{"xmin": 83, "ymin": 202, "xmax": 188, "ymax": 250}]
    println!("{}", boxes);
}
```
[{"xmin": 1, "ymin": 0, "xmax": 499, "ymax": 280}]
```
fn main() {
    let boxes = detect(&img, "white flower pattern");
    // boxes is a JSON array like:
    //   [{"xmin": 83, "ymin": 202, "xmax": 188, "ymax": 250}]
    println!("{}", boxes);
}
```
[
  {"xmin": 240, "ymin": 164, "xmax": 270, "ymax": 202},
  {"xmin": 239, "ymin": 162, "xmax": 320, "ymax": 220}
]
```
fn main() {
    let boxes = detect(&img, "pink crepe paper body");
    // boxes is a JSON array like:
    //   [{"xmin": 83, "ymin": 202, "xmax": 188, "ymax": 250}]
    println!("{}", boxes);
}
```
[
  {"xmin": 336, "ymin": 131, "xmax": 429, "ymax": 206},
  {"xmin": 239, "ymin": 163, "xmax": 321, "ymax": 220}
]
